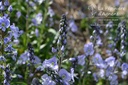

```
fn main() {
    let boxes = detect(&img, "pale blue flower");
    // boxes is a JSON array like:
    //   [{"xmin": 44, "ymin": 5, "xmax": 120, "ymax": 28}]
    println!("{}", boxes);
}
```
[
  {"xmin": 17, "ymin": 51, "xmax": 29, "ymax": 64},
  {"xmin": 48, "ymin": 7, "xmax": 55, "ymax": 17},
  {"xmin": 31, "ymin": 78, "xmax": 40, "ymax": 85},
  {"xmin": 93, "ymin": 73, "xmax": 98, "ymax": 82},
  {"xmin": 8, "ymin": 5, "xmax": 13, "ymax": 12},
  {"xmin": 96, "ymin": 37, "xmax": 103, "ymax": 46},
  {"xmin": 110, "ymin": 80, "xmax": 118, "ymax": 85},
  {"xmin": 42, "ymin": 56, "xmax": 58, "ymax": 71},
  {"xmin": 4, "ymin": 0, "xmax": 9, "ymax": 6},
  {"xmin": 84, "ymin": 42, "xmax": 94, "ymax": 56},
  {"xmin": 69, "ymin": 58, "xmax": 76, "ymax": 62},
  {"xmin": 61, "ymin": 45, "xmax": 65, "ymax": 52},
  {"xmin": 17, "ymin": 51, "xmax": 41, "ymax": 64},
  {"xmin": 0, "ymin": 16, "xmax": 10, "ymax": 31},
  {"xmin": 4, "ymin": 44, "xmax": 14, "ymax": 52},
  {"xmin": 35, "ymin": 28, "xmax": 39, "ymax": 37},
  {"xmin": 4, "ymin": 37, "xmax": 11, "ymax": 44},
  {"xmin": 105, "ymin": 56, "xmax": 115, "ymax": 67},
  {"xmin": 0, "ymin": 56, "xmax": 6, "ymax": 61},
  {"xmin": 108, "ymin": 74, "xmax": 118, "ymax": 85},
  {"xmin": 29, "ymin": 1, "xmax": 36, "ymax": 7},
  {"xmin": 59, "ymin": 69, "xmax": 71, "ymax": 82},
  {"xmin": 17, "ymin": 74, "xmax": 23, "ymax": 78},
  {"xmin": 121, "ymin": 63, "xmax": 128, "ymax": 78},
  {"xmin": 69, "ymin": 20, "xmax": 78, "ymax": 33},
  {"xmin": 32, "ymin": 13, "xmax": 42, "ymax": 26},
  {"xmin": 92, "ymin": 53, "xmax": 106, "ymax": 68},
  {"xmin": 16, "ymin": 11, "xmax": 21, "ymax": 19},
  {"xmin": 0, "ymin": 2, "xmax": 2, "ymax": 6},
  {"xmin": 70, "ymin": 68, "xmax": 75, "ymax": 82},
  {"xmin": 121, "ymin": 63, "xmax": 128, "ymax": 70},
  {"xmin": 98, "ymin": 69, "xmax": 105, "ymax": 78},
  {"xmin": 122, "ymin": 70, "xmax": 127, "ymax": 79},
  {"xmin": 105, "ymin": 67, "xmax": 113, "ymax": 77},
  {"xmin": 10, "ymin": 24, "xmax": 23, "ymax": 39},
  {"xmin": 77, "ymin": 55, "xmax": 86, "ymax": 66},
  {"xmin": 52, "ymin": 47, "xmax": 57, "ymax": 53},
  {"xmin": 41, "ymin": 74, "xmax": 56, "ymax": 85},
  {"xmin": 0, "ymin": 2, "xmax": 4, "ymax": 11},
  {"xmin": 115, "ymin": 0, "xmax": 120, "ymax": 6}
]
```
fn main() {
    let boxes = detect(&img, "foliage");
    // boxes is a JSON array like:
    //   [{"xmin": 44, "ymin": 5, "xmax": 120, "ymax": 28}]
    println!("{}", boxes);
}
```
[{"xmin": 0, "ymin": 0, "xmax": 128, "ymax": 85}]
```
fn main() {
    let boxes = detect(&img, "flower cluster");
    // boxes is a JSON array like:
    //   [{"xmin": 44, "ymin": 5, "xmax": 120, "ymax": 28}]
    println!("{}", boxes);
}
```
[
  {"xmin": 87, "ymin": 21, "xmax": 128, "ymax": 85},
  {"xmin": 117, "ymin": 21, "xmax": 127, "ymax": 57},
  {"xmin": 34, "ymin": 14, "xmax": 75, "ymax": 85},
  {"xmin": 57, "ymin": 14, "xmax": 68, "ymax": 52},
  {"xmin": 1, "ymin": 0, "xmax": 128, "ymax": 85},
  {"xmin": 0, "ymin": 0, "xmax": 23, "ymax": 85},
  {"xmin": 67, "ymin": 20, "xmax": 128, "ymax": 85}
]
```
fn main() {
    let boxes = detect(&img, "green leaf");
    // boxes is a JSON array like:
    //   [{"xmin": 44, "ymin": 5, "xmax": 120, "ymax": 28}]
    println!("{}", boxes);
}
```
[
  {"xmin": 11, "ymin": 82, "xmax": 27, "ymax": 85},
  {"xmin": 48, "ymin": 28, "xmax": 57, "ymax": 35}
]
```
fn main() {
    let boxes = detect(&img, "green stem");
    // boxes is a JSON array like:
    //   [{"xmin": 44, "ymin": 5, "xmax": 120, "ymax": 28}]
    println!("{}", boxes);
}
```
[
  {"xmin": 25, "ymin": 2, "xmax": 29, "ymax": 48},
  {"xmin": 0, "ymin": 0, "xmax": 5, "ymax": 84},
  {"xmin": 24, "ymin": 2, "xmax": 29, "ymax": 84},
  {"xmin": 42, "ymin": 0, "xmax": 49, "ymax": 26},
  {"xmin": 25, "ymin": 64, "xmax": 29, "ymax": 84}
]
